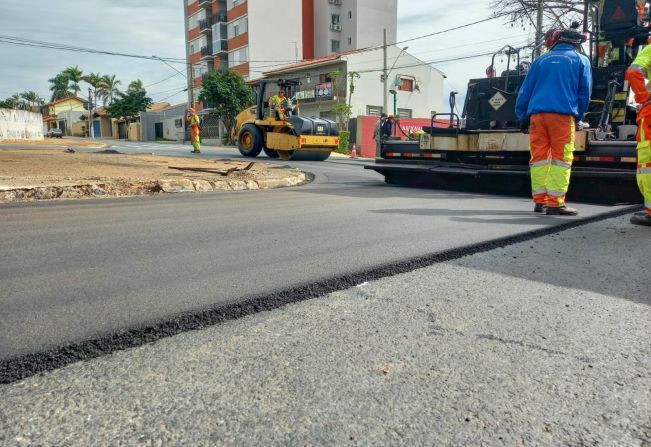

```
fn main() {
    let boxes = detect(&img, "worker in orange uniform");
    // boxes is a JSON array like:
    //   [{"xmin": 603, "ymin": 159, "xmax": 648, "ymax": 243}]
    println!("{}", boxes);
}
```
[
  {"xmin": 516, "ymin": 25, "xmax": 592, "ymax": 215},
  {"xmin": 187, "ymin": 108, "xmax": 202, "ymax": 153},
  {"xmin": 624, "ymin": 45, "xmax": 651, "ymax": 226}
]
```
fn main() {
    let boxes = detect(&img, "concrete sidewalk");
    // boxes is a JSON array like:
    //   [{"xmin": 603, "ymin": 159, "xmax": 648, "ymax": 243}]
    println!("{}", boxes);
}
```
[{"xmin": 1, "ymin": 215, "xmax": 649, "ymax": 446}]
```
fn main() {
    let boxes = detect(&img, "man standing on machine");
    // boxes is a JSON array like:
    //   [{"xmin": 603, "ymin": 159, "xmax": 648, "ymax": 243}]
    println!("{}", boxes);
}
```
[
  {"xmin": 625, "ymin": 45, "xmax": 651, "ymax": 226},
  {"xmin": 516, "ymin": 24, "xmax": 592, "ymax": 216}
]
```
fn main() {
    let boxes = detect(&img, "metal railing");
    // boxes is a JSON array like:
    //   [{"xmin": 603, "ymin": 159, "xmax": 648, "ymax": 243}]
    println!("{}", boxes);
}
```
[{"xmin": 200, "ymin": 45, "xmax": 213, "ymax": 58}]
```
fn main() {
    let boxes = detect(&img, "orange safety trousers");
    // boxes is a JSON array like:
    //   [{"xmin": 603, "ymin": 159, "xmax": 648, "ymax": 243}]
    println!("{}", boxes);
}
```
[
  {"xmin": 635, "ymin": 117, "xmax": 651, "ymax": 215},
  {"xmin": 529, "ymin": 113, "xmax": 575, "ymax": 207}
]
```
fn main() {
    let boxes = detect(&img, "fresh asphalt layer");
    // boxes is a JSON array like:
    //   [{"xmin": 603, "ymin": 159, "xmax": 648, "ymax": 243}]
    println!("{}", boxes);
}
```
[
  {"xmin": 0, "ymin": 141, "xmax": 639, "ymax": 380},
  {"xmin": 1, "ymin": 215, "xmax": 648, "ymax": 446}
]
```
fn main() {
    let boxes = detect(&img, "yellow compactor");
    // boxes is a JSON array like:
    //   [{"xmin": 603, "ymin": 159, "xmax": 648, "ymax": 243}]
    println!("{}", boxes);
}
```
[{"xmin": 232, "ymin": 79, "xmax": 339, "ymax": 161}]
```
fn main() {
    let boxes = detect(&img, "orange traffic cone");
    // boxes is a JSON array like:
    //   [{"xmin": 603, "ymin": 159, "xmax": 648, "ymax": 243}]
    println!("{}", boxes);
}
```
[{"xmin": 351, "ymin": 144, "xmax": 358, "ymax": 159}]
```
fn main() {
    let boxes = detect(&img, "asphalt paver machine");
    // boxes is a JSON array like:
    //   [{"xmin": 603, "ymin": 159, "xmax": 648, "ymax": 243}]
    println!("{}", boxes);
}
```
[{"xmin": 366, "ymin": 0, "xmax": 648, "ymax": 204}]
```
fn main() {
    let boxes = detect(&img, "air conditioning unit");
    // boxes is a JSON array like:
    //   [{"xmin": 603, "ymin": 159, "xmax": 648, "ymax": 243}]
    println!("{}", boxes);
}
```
[{"xmin": 330, "ymin": 24, "xmax": 342, "ymax": 31}]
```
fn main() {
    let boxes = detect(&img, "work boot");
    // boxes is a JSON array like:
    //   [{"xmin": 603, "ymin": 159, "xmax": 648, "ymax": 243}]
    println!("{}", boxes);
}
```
[
  {"xmin": 546, "ymin": 205, "xmax": 579, "ymax": 216},
  {"xmin": 191, "ymin": 149, "xmax": 201, "ymax": 154},
  {"xmin": 630, "ymin": 211, "xmax": 651, "ymax": 226},
  {"xmin": 533, "ymin": 203, "xmax": 547, "ymax": 213}
]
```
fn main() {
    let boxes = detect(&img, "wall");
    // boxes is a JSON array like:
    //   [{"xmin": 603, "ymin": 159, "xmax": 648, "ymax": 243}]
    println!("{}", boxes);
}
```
[
  {"xmin": 140, "ymin": 104, "xmax": 188, "ymax": 141},
  {"xmin": 51, "ymin": 99, "xmax": 85, "ymax": 115},
  {"xmin": 0, "ymin": 109, "xmax": 44, "ymax": 141},
  {"xmin": 247, "ymin": 0, "xmax": 303, "ymax": 79},
  {"xmin": 354, "ymin": 0, "xmax": 396, "ymax": 49},
  {"xmin": 345, "ymin": 46, "xmax": 445, "ymax": 119},
  {"xmin": 356, "ymin": 115, "xmax": 448, "ymax": 158}
]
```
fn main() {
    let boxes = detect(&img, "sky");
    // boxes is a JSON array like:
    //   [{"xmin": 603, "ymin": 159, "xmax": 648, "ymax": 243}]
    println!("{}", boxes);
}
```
[{"xmin": 0, "ymin": 0, "xmax": 537, "ymax": 109}]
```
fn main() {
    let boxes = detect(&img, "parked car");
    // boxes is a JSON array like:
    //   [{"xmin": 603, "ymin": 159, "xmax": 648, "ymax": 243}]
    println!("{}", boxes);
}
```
[{"xmin": 46, "ymin": 128, "xmax": 63, "ymax": 138}]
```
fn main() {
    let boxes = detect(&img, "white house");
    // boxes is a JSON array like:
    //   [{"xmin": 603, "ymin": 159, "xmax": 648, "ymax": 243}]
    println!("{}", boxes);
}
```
[{"xmin": 259, "ymin": 45, "xmax": 445, "ymax": 121}]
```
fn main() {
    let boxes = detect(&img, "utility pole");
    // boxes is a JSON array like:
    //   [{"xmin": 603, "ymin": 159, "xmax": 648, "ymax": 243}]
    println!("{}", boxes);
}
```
[
  {"xmin": 88, "ymin": 87, "xmax": 94, "ymax": 139},
  {"xmin": 382, "ymin": 28, "xmax": 388, "ymax": 117},
  {"xmin": 535, "ymin": 0, "xmax": 544, "ymax": 57}
]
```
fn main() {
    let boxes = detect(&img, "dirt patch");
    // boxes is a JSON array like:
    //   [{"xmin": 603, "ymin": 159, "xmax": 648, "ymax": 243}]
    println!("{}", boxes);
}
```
[
  {"xmin": 0, "ymin": 138, "xmax": 109, "ymax": 148},
  {"xmin": 0, "ymin": 150, "xmax": 308, "ymax": 203}
]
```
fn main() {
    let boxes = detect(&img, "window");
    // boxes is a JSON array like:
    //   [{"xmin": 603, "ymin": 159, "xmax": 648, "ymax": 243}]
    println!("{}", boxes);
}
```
[
  {"xmin": 228, "ymin": 46, "xmax": 249, "ymax": 66},
  {"xmin": 189, "ymin": 36, "xmax": 207, "ymax": 54},
  {"xmin": 348, "ymin": 37, "xmax": 352, "ymax": 45},
  {"xmin": 398, "ymin": 77, "xmax": 414, "ymax": 92},
  {"xmin": 348, "ymin": 10, "xmax": 352, "ymax": 19},
  {"xmin": 187, "ymin": 9, "xmax": 206, "ymax": 29},
  {"xmin": 175, "ymin": 119, "xmax": 183, "ymax": 128},
  {"xmin": 228, "ymin": 0, "xmax": 240, "ymax": 9},
  {"xmin": 228, "ymin": 17, "xmax": 248, "ymax": 38},
  {"xmin": 398, "ymin": 108, "xmax": 412, "ymax": 118},
  {"xmin": 331, "ymin": 14, "xmax": 340, "ymax": 25},
  {"xmin": 319, "ymin": 73, "xmax": 333, "ymax": 83},
  {"xmin": 331, "ymin": 39, "xmax": 340, "ymax": 52},
  {"xmin": 366, "ymin": 105, "xmax": 384, "ymax": 116}
]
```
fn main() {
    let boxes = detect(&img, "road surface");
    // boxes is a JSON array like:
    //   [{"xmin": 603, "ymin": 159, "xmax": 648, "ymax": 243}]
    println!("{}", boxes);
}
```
[{"xmin": 0, "ymin": 141, "xmax": 636, "ymax": 368}]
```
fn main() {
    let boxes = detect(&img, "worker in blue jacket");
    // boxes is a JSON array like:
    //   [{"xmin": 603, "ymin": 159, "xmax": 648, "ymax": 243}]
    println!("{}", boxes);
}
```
[{"xmin": 516, "ymin": 25, "xmax": 592, "ymax": 216}]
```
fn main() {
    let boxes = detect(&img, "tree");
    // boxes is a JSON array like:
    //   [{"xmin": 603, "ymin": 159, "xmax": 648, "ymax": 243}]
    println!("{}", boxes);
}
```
[
  {"xmin": 199, "ymin": 71, "xmax": 255, "ymax": 144},
  {"xmin": 100, "ymin": 74, "xmax": 122, "ymax": 105},
  {"xmin": 20, "ymin": 91, "xmax": 43, "ymax": 111},
  {"xmin": 128, "ymin": 79, "xmax": 144, "ymax": 93},
  {"xmin": 105, "ymin": 88, "xmax": 152, "ymax": 124},
  {"xmin": 63, "ymin": 65, "xmax": 84, "ymax": 96},
  {"xmin": 490, "ymin": 0, "xmax": 584, "ymax": 53},
  {"xmin": 49, "ymin": 73, "xmax": 72, "ymax": 101},
  {"xmin": 0, "ymin": 94, "xmax": 21, "ymax": 109}
]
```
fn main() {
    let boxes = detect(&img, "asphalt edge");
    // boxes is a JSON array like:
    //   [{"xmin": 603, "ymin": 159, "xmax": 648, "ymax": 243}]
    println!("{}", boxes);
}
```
[{"xmin": 0, "ymin": 204, "xmax": 641, "ymax": 384}]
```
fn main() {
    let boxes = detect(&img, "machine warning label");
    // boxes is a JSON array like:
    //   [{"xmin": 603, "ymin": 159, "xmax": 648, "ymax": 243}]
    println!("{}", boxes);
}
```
[{"xmin": 489, "ymin": 92, "xmax": 507, "ymax": 110}]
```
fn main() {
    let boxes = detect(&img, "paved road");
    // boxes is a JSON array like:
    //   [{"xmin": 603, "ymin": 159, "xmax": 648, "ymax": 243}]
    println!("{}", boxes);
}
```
[
  {"xmin": 0, "ymin": 141, "xmax": 632, "ymax": 361},
  {"xmin": 2, "ymin": 215, "xmax": 648, "ymax": 446}
]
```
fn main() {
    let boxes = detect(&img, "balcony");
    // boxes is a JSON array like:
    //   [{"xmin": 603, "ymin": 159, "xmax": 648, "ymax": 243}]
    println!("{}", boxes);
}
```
[
  {"xmin": 330, "ymin": 24, "xmax": 342, "ymax": 31},
  {"xmin": 212, "ymin": 39, "xmax": 228, "ymax": 55},
  {"xmin": 198, "ymin": 0, "xmax": 212, "ymax": 7},
  {"xmin": 199, "ymin": 17, "xmax": 213, "ymax": 34},
  {"xmin": 200, "ymin": 45, "xmax": 213, "ymax": 60},
  {"xmin": 215, "ymin": 11, "xmax": 227, "ymax": 23}
]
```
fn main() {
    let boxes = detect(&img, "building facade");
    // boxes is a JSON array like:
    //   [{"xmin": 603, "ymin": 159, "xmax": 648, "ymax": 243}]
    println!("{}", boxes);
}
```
[
  {"xmin": 260, "ymin": 46, "xmax": 445, "ymax": 121},
  {"xmin": 183, "ymin": 0, "xmax": 397, "ymax": 110},
  {"xmin": 312, "ymin": 0, "xmax": 397, "ymax": 59}
]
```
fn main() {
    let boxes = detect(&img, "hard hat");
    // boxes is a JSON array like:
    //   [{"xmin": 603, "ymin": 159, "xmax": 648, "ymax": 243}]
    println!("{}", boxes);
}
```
[{"xmin": 545, "ymin": 28, "xmax": 562, "ymax": 50}]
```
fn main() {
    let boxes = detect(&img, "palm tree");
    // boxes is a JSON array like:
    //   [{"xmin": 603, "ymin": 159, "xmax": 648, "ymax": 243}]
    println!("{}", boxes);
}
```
[
  {"xmin": 63, "ymin": 65, "xmax": 84, "ymax": 96},
  {"xmin": 128, "ymin": 79, "xmax": 144, "ymax": 92},
  {"xmin": 20, "ymin": 91, "xmax": 40, "ymax": 111},
  {"xmin": 49, "ymin": 73, "xmax": 72, "ymax": 101},
  {"xmin": 84, "ymin": 72, "xmax": 103, "ymax": 110},
  {"xmin": 99, "ymin": 74, "xmax": 121, "ymax": 105}
]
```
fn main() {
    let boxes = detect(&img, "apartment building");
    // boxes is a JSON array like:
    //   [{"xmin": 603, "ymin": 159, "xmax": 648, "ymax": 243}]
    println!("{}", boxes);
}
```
[
  {"xmin": 183, "ymin": 0, "xmax": 397, "ymax": 110},
  {"xmin": 313, "ymin": 0, "xmax": 397, "ymax": 58}
]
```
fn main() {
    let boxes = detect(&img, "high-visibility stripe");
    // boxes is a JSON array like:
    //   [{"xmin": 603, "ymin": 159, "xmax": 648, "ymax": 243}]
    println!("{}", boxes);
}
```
[
  {"xmin": 622, "ymin": 157, "xmax": 637, "ymax": 163},
  {"xmin": 630, "ymin": 64, "xmax": 648, "ymax": 76},
  {"xmin": 551, "ymin": 159, "xmax": 572, "ymax": 168},
  {"xmin": 547, "ymin": 189, "xmax": 566, "ymax": 197},
  {"xmin": 423, "ymin": 153, "xmax": 442, "ymax": 158},
  {"xmin": 646, "ymin": 202, "xmax": 651, "ymax": 209},
  {"xmin": 638, "ymin": 167, "xmax": 651, "ymax": 174},
  {"xmin": 530, "ymin": 160, "xmax": 551, "ymax": 167},
  {"xmin": 532, "ymin": 188, "xmax": 547, "ymax": 194}
]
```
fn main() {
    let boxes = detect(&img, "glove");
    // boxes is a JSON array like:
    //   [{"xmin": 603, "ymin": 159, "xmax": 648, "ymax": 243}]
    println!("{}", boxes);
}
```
[{"xmin": 519, "ymin": 118, "xmax": 530, "ymax": 134}]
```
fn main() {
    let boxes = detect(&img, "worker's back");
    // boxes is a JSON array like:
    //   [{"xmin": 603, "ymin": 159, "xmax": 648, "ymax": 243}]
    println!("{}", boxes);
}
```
[{"xmin": 516, "ymin": 43, "xmax": 591, "ymax": 120}]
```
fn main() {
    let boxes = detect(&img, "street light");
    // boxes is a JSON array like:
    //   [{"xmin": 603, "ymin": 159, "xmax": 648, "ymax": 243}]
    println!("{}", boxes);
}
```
[
  {"xmin": 388, "ymin": 46, "xmax": 409, "ymax": 77},
  {"xmin": 389, "ymin": 89, "xmax": 397, "ymax": 117}
]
